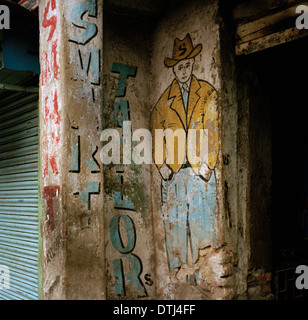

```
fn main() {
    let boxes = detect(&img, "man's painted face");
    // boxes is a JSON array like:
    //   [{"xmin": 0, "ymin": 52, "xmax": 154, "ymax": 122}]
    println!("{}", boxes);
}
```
[{"xmin": 173, "ymin": 58, "xmax": 194, "ymax": 84}]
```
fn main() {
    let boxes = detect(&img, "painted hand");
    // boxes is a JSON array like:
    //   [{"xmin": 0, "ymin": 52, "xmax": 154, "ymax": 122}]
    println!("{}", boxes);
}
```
[
  {"xmin": 160, "ymin": 163, "xmax": 173, "ymax": 180},
  {"xmin": 198, "ymin": 162, "xmax": 212, "ymax": 181}
]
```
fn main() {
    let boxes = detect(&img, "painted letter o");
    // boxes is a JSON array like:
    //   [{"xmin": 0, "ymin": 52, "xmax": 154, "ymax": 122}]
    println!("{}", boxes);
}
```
[{"xmin": 110, "ymin": 214, "xmax": 136, "ymax": 254}]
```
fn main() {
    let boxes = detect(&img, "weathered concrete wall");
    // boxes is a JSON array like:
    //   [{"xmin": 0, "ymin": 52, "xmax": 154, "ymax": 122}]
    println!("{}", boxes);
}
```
[
  {"xmin": 38, "ymin": 0, "xmax": 277, "ymax": 300},
  {"xmin": 218, "ymin": 1, "xmax": 250, "ymax": 299},
  {"xmin": 39, "ymin": 0, "xmax": 65, "ymax": 299},
  {"xmin": 40, "ymin": 0, "xmax": 105, "ymax": 299},
  {"xmin": 102, "ymin": 12, "xmax": 155, "ymax": 299},
  {"xmin": 62, "ymin": 0, "xmax": 105, "ymax": 300},
  {"xmin": 150, "ymin": 0, "xmax": 240, "ymax": 300},
  {"xmin": 234, "ymin": 54, "xmax": 273, "ymax": 299}
]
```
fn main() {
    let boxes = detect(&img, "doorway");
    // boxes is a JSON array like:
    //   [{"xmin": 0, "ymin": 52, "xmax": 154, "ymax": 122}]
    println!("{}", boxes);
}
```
[{"xmin": 237, "ymin": 36, "xmax": 308, "ymax": 300}]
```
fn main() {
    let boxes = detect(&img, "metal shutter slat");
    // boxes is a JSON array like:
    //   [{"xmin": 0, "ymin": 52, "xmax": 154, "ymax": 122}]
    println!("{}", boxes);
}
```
[
  {"xmin": 0, "ymin": 109, "xmax": 38, "ymax": 131},
  {"xmin": 0, "ymin": 259, "xmax": 37, "ymax": 279},
  {"xmin": 0, "ymin": 140, "xmax": 38, "ymax": 155},
  {"xmin": 0, "ymin": 172, "xmax": 38, "ymax": 183},
  {"xmin": 0, "ymin": 239, "xmax": 38, "ymax": 252},
  {"xmin": 0, "ymin": 155, "xmax": 38, "ymax": 167},
  {"xmin": 0, "ymin": 249, "xmax": 38, "ymax": 268},
  {"xmin": 0, "ymin": 122, "xmax": 38, "ymax": 143},
  {"xmin": 0, "ymin": 206, "xmax": 38, "ymax": 213},
  {"xmin": 0, "ymin": 92, "xmax": 39, "ymax": 300},
  {"xmin": 0, "ymin": 181, "xmax": 38, "ymax": 190},
  {"xmin": 0, "ymin": 244, "xmax": 38, "ymax": 260},
  {"xmin": 0, "ymin": 229, "xmax": 38, "ymax": 242},
  {"xmin": 0, "ymin": 220, "xmax": 38, "ymax": 231},
  {"xmin": 0, "ymin": 94, "xmax": 38, "ymax": 115},
  {"xmin": 0, "ymin": 289, "xmax": 35, "ymax": 300},
  {"xmin": 0, "ymin": 145, "xmax": 38, "ymax": 161},
  {"xmin": 0, "ymin": 199, "xmax": 38, "ymax": 206},
  {"xmin": 0, "ymin": 213, "xmax": 38, "ymax": 221},
  {"xmin": 0, "ymin": 164, "xmax": 38, "ymax": 176},
  {"xmin": 0, "ymin": 100, "xmax": 37, "ymax": 120}
]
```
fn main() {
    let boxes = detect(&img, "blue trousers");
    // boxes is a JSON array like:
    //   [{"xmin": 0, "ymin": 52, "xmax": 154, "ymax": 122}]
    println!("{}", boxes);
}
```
[{"xmin": 161, "ymin": 168, "xmax": 217, "ymax": 271}]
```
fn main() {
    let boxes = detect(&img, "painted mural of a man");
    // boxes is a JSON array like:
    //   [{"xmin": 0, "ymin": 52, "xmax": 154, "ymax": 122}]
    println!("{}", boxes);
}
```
[{"xmin": 152, "ymin": 34, "xmax": 219, "ymax": 274}]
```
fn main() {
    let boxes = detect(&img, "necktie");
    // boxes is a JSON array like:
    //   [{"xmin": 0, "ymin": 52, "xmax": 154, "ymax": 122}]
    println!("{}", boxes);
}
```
[{"xmin": 182, "ymin": 83, "xmax": 189, "ymax": 111}]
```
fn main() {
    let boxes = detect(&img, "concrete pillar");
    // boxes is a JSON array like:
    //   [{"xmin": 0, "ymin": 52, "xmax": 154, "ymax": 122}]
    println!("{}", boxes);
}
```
[
  {"xmin": 102, "ymin": 13, "xmax": 156, "ymax": 300},
  {"xmin": 38, "ymin": 0, "xmax": 253, "ymax": 300},
  {"xmin": 39, "ymin": 0, "xmax": 104, "ymax": 299},
  {"xmin": 150, "ymin": 0, "xmax": 246, "ymax": 300}
]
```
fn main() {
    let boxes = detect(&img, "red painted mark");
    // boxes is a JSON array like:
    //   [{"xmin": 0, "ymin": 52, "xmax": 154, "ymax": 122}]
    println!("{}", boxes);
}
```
[
  {"xmin": 257, "ymin": 273, "xmax": 272, "ymax": 283},
  {"xmin": 51, "ymin": 40, "xmax": 60, "ymax": 79},
  {"xmin": 52, "ymin": 89, "xmax": 60, "ymax": 124},
  {"xmin": 42, "ymin": 0, "xmax": 57, "ymax": 41},
  {"xmin": 51, "ymin": 133, "xmax": 60, "ymax": 144},
  {"xmin": 43, "ymin": 140, "xmax": 59, "ymax": 177},
  {"xmin": 43, "ymin": 185, "xmax": 60, "ymax": 234},
  {"xmin": 43, "ymin": 89, "xmax": 60, "ymax": 177},
  {"xmin": 41, "ymin": 40, "xmax": 59, "ymax": 86},
  {"xmin": 44, "ymin": 97, "xmax": 50, "ymax": 123},
  {"xmin": 41, "ymin": 51, "xmax": 49, "ymax": 86},
  {"xmin": 41, "ymin": 1, "xmax": 61, "ymax": 178},
  {"xmin": 44, "ymin": 96, "xmax": 49, "ymax": 122},
  {"xmin": 44, "ymin": 90, "xmax": 60, "ymax": 124}
]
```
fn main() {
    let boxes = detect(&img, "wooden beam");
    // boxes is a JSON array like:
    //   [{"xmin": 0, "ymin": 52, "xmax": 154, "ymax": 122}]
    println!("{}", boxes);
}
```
[
  {"xmin": 235, "ymin": 2, "xmax": 308, "ymax": 55},
  {"xmin": 236, "ymin": 26, "xmax": 308, "ymax": 55}
]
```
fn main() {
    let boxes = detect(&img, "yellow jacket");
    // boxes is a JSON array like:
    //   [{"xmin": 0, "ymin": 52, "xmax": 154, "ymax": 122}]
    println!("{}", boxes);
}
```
[{"xmin": 151, "ymin": 75, "xmax": 219, "ymax": 175}]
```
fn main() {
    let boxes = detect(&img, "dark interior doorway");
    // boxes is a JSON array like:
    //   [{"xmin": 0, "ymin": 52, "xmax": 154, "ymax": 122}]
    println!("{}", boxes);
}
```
[
  {"xmin": 256, "ymin": 38, "xmax": 308, "ymax": 268},
  {"xmin": 237, "ymin": 36, "xmax": 308, "ymax": 299}
]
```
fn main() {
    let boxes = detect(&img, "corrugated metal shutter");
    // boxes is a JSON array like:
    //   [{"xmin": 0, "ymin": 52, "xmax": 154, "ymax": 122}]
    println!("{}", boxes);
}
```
[{"xmin": 0, "ymin": 92, "xmax": 39, "ymax": 300}]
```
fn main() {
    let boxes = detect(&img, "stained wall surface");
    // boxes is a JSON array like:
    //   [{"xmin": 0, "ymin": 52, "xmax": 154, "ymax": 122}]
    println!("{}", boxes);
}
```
[
  {"xmin": 102, "ymin": 0, "xmax": 242, "ymax": 300},
  {"xmin": 40, "ymin": 0, "xmax": 105, "ymax": 299},
  {"xmin": 37, "ymin": 0, "xmax": 279, "ymax": 300},
  {"xmin": 150, "ymin": 0, "xmax": 224, "ymax": 300},
  {"xmin": 102, "ymin": 12, "xmax": 156, "ymax": 299}
]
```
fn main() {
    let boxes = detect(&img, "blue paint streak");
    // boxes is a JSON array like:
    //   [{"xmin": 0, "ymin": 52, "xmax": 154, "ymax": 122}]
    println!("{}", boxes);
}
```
[
  {"xmin": 70, "ymin": 146, "xmax": 80, "ymax": 172},
  {"xmin": 89, "ymin": 47, "xmax": 100, "ymax": 85},
  {"xmin": 113, "ymin": 173, "xmax": 135, "ymax": 211},
  {"xmin": 85, "ymin": 145, "xmax": 100, "ymax": 173},
  {"xmin": 113, "ymin": 259, "xmax": 125, "ymax": 297},
  {"xmin": 112, "ymin": 255, "xmax": 147, "ymax": 298},
  {"xmin": 69, "ymin": 0, "xmax": 98, "ymax": 45},
  {"xmin": 162, "ymin": 168, "xmax": 217, "ymax": 271},
  {"xmin": 109, "ymin": 214, "xmax": 136, "ymax": 254},
  {"xmin": 111, "ymin": 62, "xmax": 137, "ymax": 97},
  {"xmin": 74, "ymin": 47, "xmax": 100, "ymax": 84},
  {"xmin": 73, "ymin": 181, "xmax": 100, "ymax": 210},
  {"xmin": 111, "ymin": 100, "xmax": 130, "ymax": 128}
]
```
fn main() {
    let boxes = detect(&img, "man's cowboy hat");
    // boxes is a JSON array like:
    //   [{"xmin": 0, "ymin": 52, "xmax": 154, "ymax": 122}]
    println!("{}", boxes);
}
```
[{"xmin": 164, "ymin": 33, "xmax": 202, "ymax": 68}]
